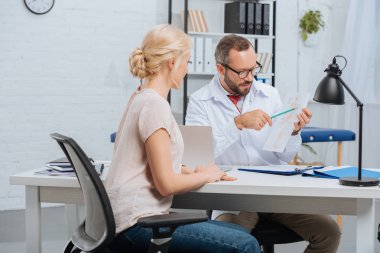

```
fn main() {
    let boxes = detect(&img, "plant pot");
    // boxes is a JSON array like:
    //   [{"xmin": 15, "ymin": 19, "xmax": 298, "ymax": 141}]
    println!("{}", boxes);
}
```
[{"xmin": 303, "ymin": 33, "xmax": 320, "ymax": 47}]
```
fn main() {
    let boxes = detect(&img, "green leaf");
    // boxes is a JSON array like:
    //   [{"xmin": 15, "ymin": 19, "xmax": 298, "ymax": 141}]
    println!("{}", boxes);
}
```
[{"xmin": 299, "ymin": 10, "xmax": 325, "ymax": 41}]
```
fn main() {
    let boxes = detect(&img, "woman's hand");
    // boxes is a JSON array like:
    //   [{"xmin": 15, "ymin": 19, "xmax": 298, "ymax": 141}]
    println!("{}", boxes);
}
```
[{"xmin": 195, "ymin": 164, "xmax": 236, "ymax": 182}]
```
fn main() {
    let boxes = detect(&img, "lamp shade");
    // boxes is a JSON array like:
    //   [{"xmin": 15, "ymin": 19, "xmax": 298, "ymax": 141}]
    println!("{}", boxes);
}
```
[{"xmin": 313, "ymin": 74, "xmax": 345, "ymax": 105}]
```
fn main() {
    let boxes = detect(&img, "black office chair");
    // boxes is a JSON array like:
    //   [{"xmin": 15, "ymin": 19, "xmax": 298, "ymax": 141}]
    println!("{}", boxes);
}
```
[
  {"xmin": 51, "ymin": 133, "xmax": 207, "ymax": 253},
  {"xmin": 251, "ymin": 215, "xmax": 304, "ymax": 253},
  {"xmin": 206, "ymin": 211, "xmax": 303, "ymax": 253}
]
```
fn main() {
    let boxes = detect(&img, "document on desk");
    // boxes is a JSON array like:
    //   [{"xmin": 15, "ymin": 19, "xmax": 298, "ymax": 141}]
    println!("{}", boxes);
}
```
[
  {"xmin": 263, "ymin": 93, "xmax": 310, "ymax": 152},
  {"xmin": 238, "ymin": 165, "xmax": 324, "ymax": 176},
  {"xmin": 302, "ymin": 166, "xmax": 380, "ymax": 179},
  {"xmin": 34, "ymin": 160, "xmax": 109, "ymax": 177}
]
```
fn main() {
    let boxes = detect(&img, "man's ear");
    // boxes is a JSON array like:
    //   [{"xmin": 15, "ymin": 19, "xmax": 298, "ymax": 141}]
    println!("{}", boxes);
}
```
[{"xmin": 216, "ymin": 63, "xmax": 225, "ymax": 76}]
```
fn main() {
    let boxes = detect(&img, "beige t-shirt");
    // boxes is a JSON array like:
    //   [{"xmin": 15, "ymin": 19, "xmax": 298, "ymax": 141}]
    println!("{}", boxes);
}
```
[{"xmin": 105, "ymin": 88, "xmax": 183, "ymax": 233}]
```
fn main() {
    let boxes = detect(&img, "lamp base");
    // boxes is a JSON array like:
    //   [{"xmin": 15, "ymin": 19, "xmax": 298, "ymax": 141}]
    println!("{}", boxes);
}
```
[{"xmin": 339, "ymin": 176, "xmax": 379, "ymax": 187}]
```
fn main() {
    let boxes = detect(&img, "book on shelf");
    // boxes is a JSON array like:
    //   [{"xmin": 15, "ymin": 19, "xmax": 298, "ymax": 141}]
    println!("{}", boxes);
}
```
[
  {"xmin": 195, "ymin": 10, "xmax": 209, "ymax": 32},
  {"xmin": 182, "ymin": 10, "xmax": 209, "ymax": 33},
  {"xmin": 257, "ymin": 52, "xmax": 272, "ymax": 74}
]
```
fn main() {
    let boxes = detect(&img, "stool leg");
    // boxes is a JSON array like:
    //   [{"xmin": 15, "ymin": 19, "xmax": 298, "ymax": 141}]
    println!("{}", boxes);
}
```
[
  {"xmin": 337, "ymin": 141, "xmax": 343, "ymax": 230},
  {"xmin": 337, "ymin": 142, "xmax": 342, "ymax": 167}
]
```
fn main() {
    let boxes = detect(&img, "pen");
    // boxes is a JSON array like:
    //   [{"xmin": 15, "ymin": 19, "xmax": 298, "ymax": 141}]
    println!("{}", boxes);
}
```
[{"xmin": 271, "ymin": 108, "xmax": 296, "ymax": 119}]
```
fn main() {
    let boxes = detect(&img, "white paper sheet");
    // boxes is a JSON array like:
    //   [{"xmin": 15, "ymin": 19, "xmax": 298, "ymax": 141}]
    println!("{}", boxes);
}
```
[{"xmin": 262, "ymin": 93, "xmax": 310, "ymax": 152}]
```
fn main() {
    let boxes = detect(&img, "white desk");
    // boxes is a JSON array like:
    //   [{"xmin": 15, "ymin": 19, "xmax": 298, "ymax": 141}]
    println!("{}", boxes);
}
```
[{"xmin": 10, "ymin": 167, "xmax": 380, "ymax": 253}]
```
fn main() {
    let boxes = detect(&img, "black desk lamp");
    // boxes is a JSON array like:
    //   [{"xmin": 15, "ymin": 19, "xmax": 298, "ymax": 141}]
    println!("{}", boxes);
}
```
[{"xmin": 313, "ymin": 55, "xmax": 379, "ymax": 187}]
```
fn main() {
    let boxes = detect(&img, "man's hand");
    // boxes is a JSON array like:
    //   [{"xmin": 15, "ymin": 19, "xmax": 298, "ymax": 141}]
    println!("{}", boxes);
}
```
[
  {"xmin": 292, "ymin": 108, "xmax": 312, "ymax": 135},
  {"xmin": 234, "ymin": 109, "xmax": 272, "ymax": 130}
]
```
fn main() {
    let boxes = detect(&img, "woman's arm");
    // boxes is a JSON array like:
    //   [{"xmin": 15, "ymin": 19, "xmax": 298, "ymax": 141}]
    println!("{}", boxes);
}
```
[{"xmin": 145, "ymin": 128, "xmax": 225, "ymax": 197}]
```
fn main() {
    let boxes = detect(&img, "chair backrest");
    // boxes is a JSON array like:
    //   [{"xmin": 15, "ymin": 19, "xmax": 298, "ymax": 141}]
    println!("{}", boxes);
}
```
[{"xmin": 50, "ymin": 133, "xmax": 115, "ymax": 252}]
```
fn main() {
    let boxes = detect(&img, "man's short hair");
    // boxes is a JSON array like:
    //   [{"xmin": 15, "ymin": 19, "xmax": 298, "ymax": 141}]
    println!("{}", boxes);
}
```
[{"xmin": 215, "ymin": 35, "xmax": 254, "ymax": 65}]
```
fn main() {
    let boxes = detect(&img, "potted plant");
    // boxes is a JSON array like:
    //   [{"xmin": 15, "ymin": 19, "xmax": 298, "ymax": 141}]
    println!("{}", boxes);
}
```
[
  {"xmin": 292, "ymin": 143, "xmax": 322, "ymax": 166},
  {"xmin": 299, "ymin": 10, "xmax": 325, "ymax": 45}
]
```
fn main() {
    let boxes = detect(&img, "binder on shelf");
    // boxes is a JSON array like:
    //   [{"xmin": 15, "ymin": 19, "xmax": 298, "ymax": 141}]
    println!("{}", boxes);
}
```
[
  {"xmin": 189, "ymin": 37, "xmax": 195, "ymax": 73},
  {"xmin": 262, "ymin": 3, "xmax": 270, "ymax": 35},
  {"xmin": 195, "ymin": 37, "xmax": 204, "ymax": 73},
  {"xmin": 224, "ymin": 2, "xmax": 246, "ymax": 34},
  {"xmin": 246, "ymin": 3, "xmax": 255, "ymax": 35},
  {"xmin": 254, "ymin": 3, "xmax": 263, "ymax": 35},
  {"xmin": 203, "ymin": 37, "xmax": 213, "ymax": 73}
]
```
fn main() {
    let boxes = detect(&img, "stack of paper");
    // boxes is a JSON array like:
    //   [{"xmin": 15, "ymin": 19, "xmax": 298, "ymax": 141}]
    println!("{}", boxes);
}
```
[{"xmin": 34, "ymin": 157, "xmax": 106, "ymax": 177}]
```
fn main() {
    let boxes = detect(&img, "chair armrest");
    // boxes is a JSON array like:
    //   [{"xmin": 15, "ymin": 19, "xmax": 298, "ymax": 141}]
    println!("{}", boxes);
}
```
[
  {"xmin": 137, "ymin": 212, "xmax": 208, "ymax": 228},
  {"xmin": 137, "ymin": 213, "xmax": 207, "ymax": 253}
]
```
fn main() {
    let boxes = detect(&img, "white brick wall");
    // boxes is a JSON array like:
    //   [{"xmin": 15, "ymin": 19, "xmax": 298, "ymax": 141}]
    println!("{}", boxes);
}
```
[
  {"xmin": 0, "ymin": 0, "xmax": 167, "ymax": 210},
  {"xmin": 0, "ymin": 0, "xmax": 354, "ymax": 211}
]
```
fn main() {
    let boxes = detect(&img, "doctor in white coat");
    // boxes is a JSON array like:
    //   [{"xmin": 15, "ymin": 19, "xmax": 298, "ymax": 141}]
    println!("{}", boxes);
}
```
[{"xmin": 186, "ymin": 34, "xmax": 340, "ymax": 253}]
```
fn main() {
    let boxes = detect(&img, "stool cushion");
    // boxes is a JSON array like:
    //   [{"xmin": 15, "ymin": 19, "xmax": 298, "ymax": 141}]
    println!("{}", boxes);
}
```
[{"xmin": 301, "ymin": 127, "xmax": 355, "ymax": 143}]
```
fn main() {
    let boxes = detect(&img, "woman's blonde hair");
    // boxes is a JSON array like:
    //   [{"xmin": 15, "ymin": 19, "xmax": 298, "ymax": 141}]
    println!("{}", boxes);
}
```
[{"xmin": 129, "ymin": 24, "xmax": 191, "ymax": 83}]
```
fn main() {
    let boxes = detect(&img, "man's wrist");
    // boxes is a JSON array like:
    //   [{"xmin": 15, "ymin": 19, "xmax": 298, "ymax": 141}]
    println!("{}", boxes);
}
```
[
  {"xmin": 234, "ymin": 116, "xmax": 243, "ymax": 130},
  {"xmin": 291, "ymin": 128, "xmax": 301, "ymax": 136}
]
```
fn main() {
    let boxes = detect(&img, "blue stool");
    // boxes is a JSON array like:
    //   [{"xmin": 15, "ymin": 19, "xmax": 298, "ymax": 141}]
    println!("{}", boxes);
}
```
[
  {"xmin": 301, "ymin": 127, "xmax": 355, "ymax": 167},
  {"xmin": 300, "ymin": 127, "xmax": 356, "ymax": 229}
]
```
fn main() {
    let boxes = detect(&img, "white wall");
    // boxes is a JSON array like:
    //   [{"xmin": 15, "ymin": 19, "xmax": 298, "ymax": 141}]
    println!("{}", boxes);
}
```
[
  {"xmin": 0, "ymin": 0, "xmax": 167, "ymax": 210},
  {"xmin": 2, "ymin": 1, "xmax": 375, "ymax": 252},
  {"xmin": 0, "ymin": 0, "xmax": 354, "ymax": 210}
]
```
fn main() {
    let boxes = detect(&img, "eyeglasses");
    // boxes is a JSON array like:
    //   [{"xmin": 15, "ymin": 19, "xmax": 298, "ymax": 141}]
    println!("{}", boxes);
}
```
[{"xmin": 222, "ymin": 61, "xmax": 262, "ymax": 79}]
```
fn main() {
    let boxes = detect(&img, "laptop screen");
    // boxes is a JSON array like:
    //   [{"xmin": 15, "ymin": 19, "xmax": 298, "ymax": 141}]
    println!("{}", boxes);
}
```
[{"xmin": 178, "ymin": 125, "xmax": 214, "ymax": 168}]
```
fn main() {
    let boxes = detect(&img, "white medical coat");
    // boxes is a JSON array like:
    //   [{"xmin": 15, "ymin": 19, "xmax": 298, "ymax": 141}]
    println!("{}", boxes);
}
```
[{"xmin": 186, "ymin": 75, "xmax": 301, "ymax": 166}]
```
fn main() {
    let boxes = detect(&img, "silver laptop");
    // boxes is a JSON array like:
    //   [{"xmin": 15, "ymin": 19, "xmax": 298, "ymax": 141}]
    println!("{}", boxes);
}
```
[{"xmin": 178, "ymin": 125, "xmax": 232, "ymax": 172}]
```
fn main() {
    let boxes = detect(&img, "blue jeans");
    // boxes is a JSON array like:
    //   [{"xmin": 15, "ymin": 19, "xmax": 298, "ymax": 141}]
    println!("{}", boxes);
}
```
[{"xmin": 108, "ymin": 220, "xmax": 260, "ymax": 253}]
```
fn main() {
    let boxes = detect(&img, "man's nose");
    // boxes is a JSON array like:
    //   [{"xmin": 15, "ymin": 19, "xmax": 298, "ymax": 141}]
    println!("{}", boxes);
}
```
[{"xmin": 244, "ymin": 71, "xmax": 254, "ymax": 81}]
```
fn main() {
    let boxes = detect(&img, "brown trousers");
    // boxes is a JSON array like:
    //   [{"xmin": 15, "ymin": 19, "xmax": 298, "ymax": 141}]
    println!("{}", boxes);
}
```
[{"xmin": 216, "ymin": 212, "xmax": 341, "ymax": 253}]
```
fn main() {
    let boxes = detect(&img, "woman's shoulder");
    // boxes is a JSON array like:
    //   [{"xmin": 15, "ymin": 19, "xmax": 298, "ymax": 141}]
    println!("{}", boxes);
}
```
[
  {"xmin": 133, "ymin": 89, "xmax": 171, "ymax": 117},
  {"xmin": 136, "ymin": 89, "xmax": 170, "ymax": 106}
]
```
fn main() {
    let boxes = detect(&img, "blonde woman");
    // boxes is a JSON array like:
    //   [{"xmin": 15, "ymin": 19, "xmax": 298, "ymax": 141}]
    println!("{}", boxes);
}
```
[{"xmin": 105, "ymin": 24, "xmax": 260, "ymax": 253}]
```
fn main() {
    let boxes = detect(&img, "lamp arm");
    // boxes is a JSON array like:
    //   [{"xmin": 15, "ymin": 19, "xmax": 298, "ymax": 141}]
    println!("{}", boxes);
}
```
[
  {"xmin": 336, "ymin": 76, "xmax": 363, "ymax": 107},
  {"xmin": 336, "ymin": 76, "xmax": 363, "ymax": 179}
]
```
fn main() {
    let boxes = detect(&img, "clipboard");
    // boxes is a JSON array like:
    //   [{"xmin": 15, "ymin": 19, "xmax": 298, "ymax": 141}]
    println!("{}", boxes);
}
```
[{"xmin": 238, "ymin": 165, "xmax": 324, "ymax": 176}]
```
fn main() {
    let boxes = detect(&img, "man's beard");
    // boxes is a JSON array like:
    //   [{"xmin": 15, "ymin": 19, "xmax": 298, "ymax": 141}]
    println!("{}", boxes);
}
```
[{"xmin": 224, "ymin": 73, "xmax": 252, "ymax": 96}]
